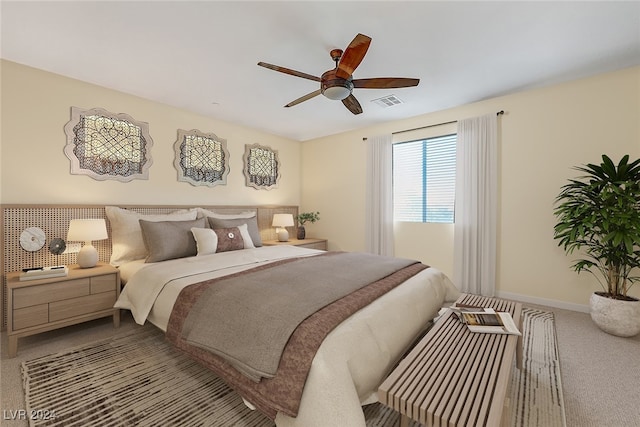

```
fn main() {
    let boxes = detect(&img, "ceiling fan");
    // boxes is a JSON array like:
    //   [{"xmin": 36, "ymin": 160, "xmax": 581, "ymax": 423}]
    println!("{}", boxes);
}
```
[{"xmin": 258, "ymin": 33, "xmax": 420, "ymax": 115}]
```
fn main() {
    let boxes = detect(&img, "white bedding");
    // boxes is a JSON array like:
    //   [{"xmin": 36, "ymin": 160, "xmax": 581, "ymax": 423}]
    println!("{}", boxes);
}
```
[{"xmin": 114, "ymin": 245, "xmax": 460, "ymax": 427}]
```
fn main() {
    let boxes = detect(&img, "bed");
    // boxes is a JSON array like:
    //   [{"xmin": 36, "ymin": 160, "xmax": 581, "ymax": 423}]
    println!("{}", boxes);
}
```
[{"xmin": 109, "ymin": 206, "xmax": 460, "ymax": 427}]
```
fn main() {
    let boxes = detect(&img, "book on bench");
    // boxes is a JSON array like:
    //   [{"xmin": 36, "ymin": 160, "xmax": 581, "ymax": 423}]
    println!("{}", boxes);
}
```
[{"xmin": 451, "ymin": 305, "xmax": 521, "ymax": 336}]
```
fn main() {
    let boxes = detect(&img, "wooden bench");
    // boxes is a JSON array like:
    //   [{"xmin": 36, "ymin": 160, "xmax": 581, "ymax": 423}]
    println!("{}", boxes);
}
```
[{"xmin": 378, "ymin": 294, "xmax": 523, "ymax": 427}]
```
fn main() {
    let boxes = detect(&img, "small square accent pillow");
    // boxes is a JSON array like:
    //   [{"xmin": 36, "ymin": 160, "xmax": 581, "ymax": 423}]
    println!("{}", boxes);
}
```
[
  {"xmin": 207, "ymin": 216, "xmax": 262, "ymax": 247},
  {"xmin": 214, "ymin": 227, "xmax": 245, "ymax": 252}
]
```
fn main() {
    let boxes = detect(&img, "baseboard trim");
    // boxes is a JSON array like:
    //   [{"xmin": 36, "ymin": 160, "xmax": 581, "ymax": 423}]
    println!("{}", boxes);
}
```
[{"xmin": 496, "ymin": 291, "xmax": 590, "ymax": 313}]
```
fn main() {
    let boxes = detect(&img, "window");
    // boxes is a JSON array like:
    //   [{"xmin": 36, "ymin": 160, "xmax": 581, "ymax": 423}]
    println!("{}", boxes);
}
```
[
  {"xmin": 393, "ymin": 134, "xmax": 457, "ymax": 223},
  {"xmin": 64, "ymin": 107, "xmax": 153, "ymax": 182}
]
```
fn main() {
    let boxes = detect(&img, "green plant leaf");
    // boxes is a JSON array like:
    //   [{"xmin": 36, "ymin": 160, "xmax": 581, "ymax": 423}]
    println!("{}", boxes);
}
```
[{"xmin": 553, "ymin": 154, "xmax": 640, "ymax": 297}]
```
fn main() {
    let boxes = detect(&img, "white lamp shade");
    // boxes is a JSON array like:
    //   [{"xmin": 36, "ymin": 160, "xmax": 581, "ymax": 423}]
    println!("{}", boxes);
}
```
[
  {"xmin": 67, "ymin": 219, "xmax": 108, "ymax": 268},
  {"xmin": 272, "ymin": 214, "xmax": 294, "ymax": 242},
  {"xmin": 272, "ymin": 214, "xmax": 294, "ymax": 227},
  {"xmin": 67, "ymin": 219, "xmax": 108, "ymax": 242}
]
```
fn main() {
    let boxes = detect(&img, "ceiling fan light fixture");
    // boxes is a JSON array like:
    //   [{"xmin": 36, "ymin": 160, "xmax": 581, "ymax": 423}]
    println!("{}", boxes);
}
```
[
  {"xmin": 321, "ymin": 74, "xmax": 354, "ymax": 101},
  {"xmin": 323, "ymin": 85, "xmax": 352, "ymax": 100}
]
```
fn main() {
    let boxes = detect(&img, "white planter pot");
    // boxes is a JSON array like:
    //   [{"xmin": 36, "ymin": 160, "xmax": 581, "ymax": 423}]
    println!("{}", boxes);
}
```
[{"xmin": 590, "ymin": 292, "xmax": 640, "ymax": 337}]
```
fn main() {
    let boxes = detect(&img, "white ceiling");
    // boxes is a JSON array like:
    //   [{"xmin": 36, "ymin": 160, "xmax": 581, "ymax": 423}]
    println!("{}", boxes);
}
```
[{"xmin": 2, "ymin": 1, "xmax": 639, "ymax": 141}]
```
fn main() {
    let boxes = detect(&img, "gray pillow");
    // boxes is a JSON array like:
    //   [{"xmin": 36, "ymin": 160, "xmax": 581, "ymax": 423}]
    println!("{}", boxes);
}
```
[
  {"xmin": 207, "ymin": 216, "xmax": 262, "ymax": 247},
  {"xmin": 140, "ymin": 218, "xmax": 206, "ymax": 262}
]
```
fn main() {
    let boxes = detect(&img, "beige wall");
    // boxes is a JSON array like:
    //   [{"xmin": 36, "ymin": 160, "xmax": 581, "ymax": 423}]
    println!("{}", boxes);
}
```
[
  {"xmin": 301, "ymin": 66, "xmax": 640, "ymax": 309},
  {"xmin": 0, "ymin": 60, "xmax": 301, "ymax": 206},
  {"xmin": 2, "ymin": 59, "xmax": 638, "ymax": 309}
]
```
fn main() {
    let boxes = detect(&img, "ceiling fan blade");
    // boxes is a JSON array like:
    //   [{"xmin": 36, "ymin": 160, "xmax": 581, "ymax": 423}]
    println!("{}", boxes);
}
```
[
  {"xmin": 353, "ymin": 77, "xmax": 420, "ymax": 89},
  {"xmin": 258, "ymin": 62, "xmax": 321, "ymax": 82},
  {"xmin": 285, "ymin": 89, "xmax": 322, "ymax": 107},
  {"xmin": 336, "ymin": 33, "xmax": 371, "ymax": 79},
  {"xmin": 342, "ymin": 94, "xmax": 363, "ymax": 115}
]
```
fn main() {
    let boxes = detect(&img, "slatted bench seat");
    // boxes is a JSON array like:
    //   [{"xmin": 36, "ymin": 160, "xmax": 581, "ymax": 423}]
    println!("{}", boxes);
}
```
[{"xmin": 378, "ymin": 294, "xmax": 523, "ymax": 427}]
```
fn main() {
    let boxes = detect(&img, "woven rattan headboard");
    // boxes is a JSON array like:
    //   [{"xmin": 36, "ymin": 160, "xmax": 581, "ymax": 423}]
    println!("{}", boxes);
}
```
[{"xmin": 0, "ymin": 204, "xmax": 298, "ymax": 330}]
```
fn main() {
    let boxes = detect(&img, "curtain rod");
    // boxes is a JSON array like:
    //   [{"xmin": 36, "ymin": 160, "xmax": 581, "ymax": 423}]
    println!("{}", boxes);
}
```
[{"xmin": 362, "ymin": 110, "xmax": 504, "ymax": 141}]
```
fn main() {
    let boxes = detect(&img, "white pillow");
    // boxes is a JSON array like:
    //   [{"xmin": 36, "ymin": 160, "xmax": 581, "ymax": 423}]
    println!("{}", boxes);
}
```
[
  {"xmin": 237, "ymin": 223, "xmax": 255, "ymax": 249},
  {"xmin": 195, "ymin": 208, "xmax": 256, "ymax": 220},
  {"xmin": 106, "ymin": 206, "xmax": 198, "ymax": 266},
  {"xmin": 191, "ymin": 227, "xmax": 218, "ymax": 255},
  {"xmin": 191, "ymin": 223, "xmax": 254, "ymax": 255}
]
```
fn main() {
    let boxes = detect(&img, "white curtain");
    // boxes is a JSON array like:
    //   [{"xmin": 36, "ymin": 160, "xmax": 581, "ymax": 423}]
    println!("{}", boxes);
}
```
[
  {"xmin": 453, "ymin": 114, "xmax": 498, "ymax": 296},
  {"xmin": 365, "ymin": 134, "xmax": 394, "ymax": 256}
]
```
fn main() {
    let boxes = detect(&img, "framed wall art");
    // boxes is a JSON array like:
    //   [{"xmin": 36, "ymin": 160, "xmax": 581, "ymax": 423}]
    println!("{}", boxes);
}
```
[
  {"xmin": 243, "ymin": 143, "xmax": 280, "ymax": 190},
  {"xmin": 64, "ymin": 107, "xmax": 154, "ymax": 182},
  {"xmin": 173, "ymin": 129, "xmax": 230, "ymax": 187}
]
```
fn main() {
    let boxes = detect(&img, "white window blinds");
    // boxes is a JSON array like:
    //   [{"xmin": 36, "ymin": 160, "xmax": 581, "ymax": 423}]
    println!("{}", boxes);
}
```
[{"xmin": 393, "ymin": 134, "xmax": 457, "ymax": 223}]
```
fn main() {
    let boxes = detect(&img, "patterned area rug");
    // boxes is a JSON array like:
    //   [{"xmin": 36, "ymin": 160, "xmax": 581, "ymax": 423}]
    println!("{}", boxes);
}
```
[
  {"xmin": 508, "ymin": 307, "xmax": 567, "ymax": 427},
  {"xmin": 363, "ymin": 307, "xmax": 566, "ymax": 427},
  {"xmin": 22, "ymin": 308, "xmax": 565, "ymax": 426}
]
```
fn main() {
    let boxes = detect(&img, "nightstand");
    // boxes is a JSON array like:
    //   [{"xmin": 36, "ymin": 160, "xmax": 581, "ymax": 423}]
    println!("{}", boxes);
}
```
[
  {"xmin": 6, "ymin": 263, "xmax": 120, "ymax": 358},
  {"xmin": 262, "ymin": 238, "xmax": 328, "ymax": 251}
]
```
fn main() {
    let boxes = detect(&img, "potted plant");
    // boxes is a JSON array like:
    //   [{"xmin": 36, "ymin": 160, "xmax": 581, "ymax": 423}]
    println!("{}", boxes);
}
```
[
  {"xmin": 295, "ymin": 211, "xmax": 320, "ymax": 240},
  {"xmin": 553, "ymin": 154, "xmax": 640, "ymax": 337}
]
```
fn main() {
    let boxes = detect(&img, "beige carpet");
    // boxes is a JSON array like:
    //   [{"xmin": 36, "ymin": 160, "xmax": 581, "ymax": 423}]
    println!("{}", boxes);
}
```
[
  {"xmin": 550, "ymin": 307, "xmax": 640, "ymax": 427},
  {"xmin": 19, "ymin": 308, "xmax": 564, "ymax": 427}
]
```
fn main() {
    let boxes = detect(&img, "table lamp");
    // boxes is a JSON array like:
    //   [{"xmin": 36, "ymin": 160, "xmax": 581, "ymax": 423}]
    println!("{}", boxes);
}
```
[
  {"xmin": 272, "ymin": 214, "xmax": 294, "ymax": 242},
  {"xmin": 67, "ymin": 219, "xmax": 108, "ymax": 268}
]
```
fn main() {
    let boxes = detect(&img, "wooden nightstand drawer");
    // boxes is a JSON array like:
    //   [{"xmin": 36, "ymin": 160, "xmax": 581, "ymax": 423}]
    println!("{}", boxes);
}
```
[
  {"xmin": 13, "ymin": 304, "xmax": 49, "ymax": 330},
  {"xmin": 298, "ymin": 241, "xmax": 327, "ymax": 250},
  {"xmin": 90, "ymin": 274, "xmax": 118, "ymax": 293},
  {"xmin": 49, "ymin": 291, "xmax": 117, "ymax": 322},
  {"xmin": 13, "ymin": 278, "xmax": 90, "ymax": 309},
  {"xmin": 6, "ymin": 263, "xmax": 121, "ymax": 358},
  {"xmin": 262, "ymin": 238, "xmax": 328, "ymax": 251}
]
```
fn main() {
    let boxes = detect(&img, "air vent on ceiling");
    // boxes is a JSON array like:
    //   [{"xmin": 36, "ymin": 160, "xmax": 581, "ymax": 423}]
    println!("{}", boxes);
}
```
[{"xmin": 371, "ymin": 94, "xmax": 404, "ymax": 108}]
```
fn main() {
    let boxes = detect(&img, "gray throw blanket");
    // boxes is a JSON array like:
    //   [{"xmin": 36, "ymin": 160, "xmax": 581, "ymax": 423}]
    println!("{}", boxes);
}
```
[{"xmin": 181, "ymin": 252, "xmax": 418, "ymax": 381}]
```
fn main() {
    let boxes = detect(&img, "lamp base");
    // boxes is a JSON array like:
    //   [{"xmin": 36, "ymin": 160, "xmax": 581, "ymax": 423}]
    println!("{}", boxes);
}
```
[
  {"xmin": 276, "ymin": 228, "xmax": 289, "ymax": 242},
  {"xmin": 77, "ymin": 244, "xmax": 98, "ymax": 268}
]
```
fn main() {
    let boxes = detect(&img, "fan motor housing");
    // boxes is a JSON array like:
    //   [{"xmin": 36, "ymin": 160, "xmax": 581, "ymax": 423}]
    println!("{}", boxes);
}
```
[{"xmin": 321, "ymin": 69, "xmax": 353, "ymax": 100}]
